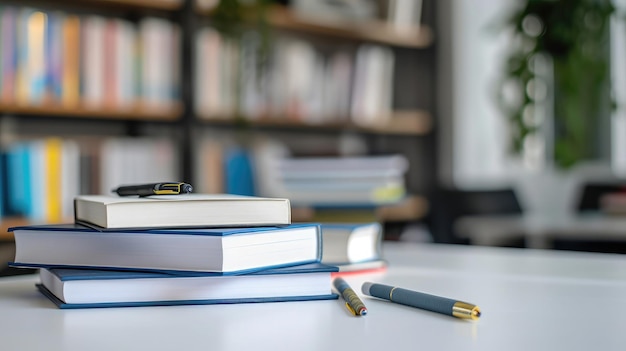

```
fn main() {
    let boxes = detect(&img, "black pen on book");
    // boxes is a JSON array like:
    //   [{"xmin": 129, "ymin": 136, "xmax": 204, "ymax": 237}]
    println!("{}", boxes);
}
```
[
  {"xmin": 112, "ymin": 182, "xmax": 193, "ymax": 197},
  {"xmin": 333, "ymin": 277, "xmax": 367, "ymax": 316}
]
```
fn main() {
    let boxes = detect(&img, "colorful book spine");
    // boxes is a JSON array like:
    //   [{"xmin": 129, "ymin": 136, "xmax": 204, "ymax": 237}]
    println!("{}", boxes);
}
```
[
  {"xmin": 1, "ymin": 7, "xmax": 17, "ymax": 101},
  {"xmin": 26, "ymin": 10, "xmax": 47, "ymax": 103},
  {"xmin": 61, "ymin": 15, "xmax": 80, "ymax": 106},
  {"xmin": 5, "ymin": 143, "xmax": 32, "ymax": 215},
  {"xmin": 46, "ymin": 11, "xmax": 63, "ymax": 101},
  {"xmin": 44, "ymin": 138, "xmax": 63, "ymax": 223}
]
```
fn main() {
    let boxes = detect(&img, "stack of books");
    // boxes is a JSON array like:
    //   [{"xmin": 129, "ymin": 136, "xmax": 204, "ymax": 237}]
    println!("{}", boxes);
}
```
[
  {"xmin": 9, "ymin": 193, "xmax": 339, "ymax": 309},
  {"xmin": 258, "ymin": 154, "xmax": 409, "ymax": 207}
]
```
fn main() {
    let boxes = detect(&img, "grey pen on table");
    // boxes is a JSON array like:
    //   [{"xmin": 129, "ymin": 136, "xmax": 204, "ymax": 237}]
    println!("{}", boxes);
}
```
[{"xmin": 361, "ymin": 282, "xmax": 481, "ymax": 320}]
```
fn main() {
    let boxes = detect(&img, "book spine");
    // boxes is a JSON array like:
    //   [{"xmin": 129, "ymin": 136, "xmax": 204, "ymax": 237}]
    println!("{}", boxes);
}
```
[
  {"xmin": 1, "ymin": 8, "xmax": 17, "ymax": 101},
  {"xmin": 82, "ymin": 16, "xmax": 105, "ymax": 107},
  {"xmin": 44, "ymin": 138, "xmax": 63, "ymax": 222},
  {"xmin": 61, "ymin": 15, "xmax": 80, "ymax": 106}
]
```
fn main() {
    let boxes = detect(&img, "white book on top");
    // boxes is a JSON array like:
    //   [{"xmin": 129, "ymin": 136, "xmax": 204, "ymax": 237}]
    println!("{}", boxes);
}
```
[{"xmin": 74, "ymin": 193, "xmax": 292, "ymax": 229}]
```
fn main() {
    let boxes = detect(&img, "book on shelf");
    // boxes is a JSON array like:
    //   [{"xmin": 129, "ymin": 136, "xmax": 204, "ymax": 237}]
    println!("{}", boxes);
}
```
[
  {"xmin": 386, "ymin": 0, "xmax": 423, "ymax": 32},
  {"xmin": 193, "ymin": 26, "xmax": 394, "ymax": 127},
  {"xmin": 10, "ymin": 223, "xmax": 320, "ymax": 274},
  {"xmin": 256, "ymin": 151, "xmax": 409, "ymax": 207},
  {"xmin": 74, "ymin": 194, "xmax": 291, "ymax": 229},
  {"xmin": 4, "ymin": 138, "xmax": 80, "ymax": 222},
  {"xmin": 98, "ymin": 137, "xmax": 178, "ymax": 195},
  {"xmin": 0, "ymin": 6, "xmax": 180, "ymax": 110},
  {"xmin": 35, "ymin": 263, "xmax": 338, "ymax": 309},
  {"xmin": 1, "ymin": 136, "xmax": 179, "ymax": 220},
  {"xmin": 320, "ymin": 222, "xmax": 386, "ymax": 273}
]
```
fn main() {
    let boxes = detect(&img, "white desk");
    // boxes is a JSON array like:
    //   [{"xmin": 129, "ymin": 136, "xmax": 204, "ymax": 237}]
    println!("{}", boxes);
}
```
[{"xmin": 2, "ymin": 242, "xmax": 626, "ymax": 351}]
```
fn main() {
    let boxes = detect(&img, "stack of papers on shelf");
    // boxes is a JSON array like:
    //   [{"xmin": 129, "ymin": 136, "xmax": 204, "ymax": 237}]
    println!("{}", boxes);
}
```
[
  {"xmin": 9, "ymin": 194, "xmax": 339, "ymax": 309},
  {"xmin": 258, "ymin": 154, "xmax": 409, "ymax": 207}
]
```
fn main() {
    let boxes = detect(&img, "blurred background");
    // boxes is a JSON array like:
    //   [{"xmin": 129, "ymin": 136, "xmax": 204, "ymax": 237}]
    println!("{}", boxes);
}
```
[{"xmin": 2, "ymin": 0, "xmax": 626, "ymax": 275}]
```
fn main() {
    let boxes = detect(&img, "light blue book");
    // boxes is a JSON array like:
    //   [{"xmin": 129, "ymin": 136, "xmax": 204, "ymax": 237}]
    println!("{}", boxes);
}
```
[
  {"xmin": 224, "ymin": 147, "xmax": 256, "ymax": 196},
  {"xmin": 5, "ymin": 143, "xmax": 32, "ymax": 215},
  {"xmin": 36, "ymin": 263, "xmax": 338, "ymax": 309},
  {"xmin": 10, "ymin": 223, "xmax": 322, "ymax": 274}
]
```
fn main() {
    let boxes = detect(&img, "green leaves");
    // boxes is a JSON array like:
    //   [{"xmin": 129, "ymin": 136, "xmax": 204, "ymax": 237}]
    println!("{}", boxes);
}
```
[{"xmin": 499, "ymin": 0, "xmax": 614, "ymax": 168}]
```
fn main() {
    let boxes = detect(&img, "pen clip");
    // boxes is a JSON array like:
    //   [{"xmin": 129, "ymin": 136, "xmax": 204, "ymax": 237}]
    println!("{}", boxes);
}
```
[{"xmin": 345, "ymin": 302, "xmax": 357, "ymax": 316}]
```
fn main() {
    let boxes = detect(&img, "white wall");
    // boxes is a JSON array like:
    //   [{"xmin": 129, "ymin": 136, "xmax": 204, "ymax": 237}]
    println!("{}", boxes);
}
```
[{"xmin": 439, "ymin": 0, "xmax": 517, "ymax": 189}]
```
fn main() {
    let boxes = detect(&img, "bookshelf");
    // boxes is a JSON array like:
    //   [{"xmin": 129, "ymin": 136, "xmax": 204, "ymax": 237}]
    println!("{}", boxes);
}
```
[
  {"xmin": 265, "ymin": 6, "xmax": 433, "ymax": 49},
  {"xmin": 0, "ymin": 0, "xmax": 437, "ymax": 239},
  {"xmin": 197, "ymin": 5, "xmax": 434, "ymax": 49},
  {"xmin": 198, "ymin": 110, "xmax": 432, "ymax": 136},
  {"xmin": 94, "ymin": 0, "xmax": 184, "ymax": 11},
  {"xmin": 0, "ymin": 102, "xmax": 183, "ymax": 121}
]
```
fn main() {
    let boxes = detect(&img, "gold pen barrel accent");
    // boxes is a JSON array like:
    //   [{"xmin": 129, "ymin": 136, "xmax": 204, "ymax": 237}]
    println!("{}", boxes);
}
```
[{"xmin": 452, "ymin": 302, "xmax": 481, "ymax": 320}]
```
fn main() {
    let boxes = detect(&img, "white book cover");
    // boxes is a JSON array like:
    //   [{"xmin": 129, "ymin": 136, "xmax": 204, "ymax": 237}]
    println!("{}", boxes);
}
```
[
  {"xmin": 140, "ymin": 18, "xmax": 172, "ymax": 107},
  {"xmin": 195, "ymin": 27, "xmax": 222, "ymax": 117},
  {"xmin": 351, "ymin": 45, "xmax": 394, "ymax": 126},
  {"xmin": 99, "ymin": 138, "xmax": 177, "ymax": 195},
  {"xmin": 82, "ymin": 16, "xmax": 105, "ymax": 107},
  {"xmin": 115, "ymin": 19, "xmax": 136, "ymax": 108},
  {"xmin": 388, "ymin": 0, "xmax": 423, "ymax": 31},
  {"xmin": 28, "ymin": 140, "xmax": 46, "ymax": 221}
]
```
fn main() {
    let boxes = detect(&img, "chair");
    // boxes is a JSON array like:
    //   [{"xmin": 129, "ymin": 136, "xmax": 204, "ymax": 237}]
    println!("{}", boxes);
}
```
[{"xmin": 429, "ymin": 188, "xmax": 523, "ymax": 244}]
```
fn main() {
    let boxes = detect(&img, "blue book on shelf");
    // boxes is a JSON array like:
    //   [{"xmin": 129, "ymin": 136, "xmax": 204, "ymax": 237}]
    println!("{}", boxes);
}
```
[
  {"xmin": 10, "ymin": 223, "xmax": 323, "ymax": 275},
  {"xmin": 5, "ymin": 143, "xmax": 32, "ymax": 215},
  {"xmin": 45, "ymin": 11, "xmax": 63, "ymax": 99},
  {"xmin": 224, "ymin": 147, "xmax": 256, "ymax": 196},
  {"xmin": 36, "ymin": 263, "xmax": 339, "ymax": 309}
]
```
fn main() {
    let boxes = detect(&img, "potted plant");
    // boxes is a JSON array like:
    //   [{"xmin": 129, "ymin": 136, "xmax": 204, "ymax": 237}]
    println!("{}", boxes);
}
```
[
  {"xmin": 496, "ymin": 0, "xmax": 615, "ymax": 218},
  {"xmin": 498, "ymin": 0, "xmax": 615, "ymax": 169}
]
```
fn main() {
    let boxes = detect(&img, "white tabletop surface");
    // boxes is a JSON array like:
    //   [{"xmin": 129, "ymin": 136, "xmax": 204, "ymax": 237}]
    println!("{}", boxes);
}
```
[{"xmin": 2, "ymin": 242, "xmax": 626, "ymax": 351}]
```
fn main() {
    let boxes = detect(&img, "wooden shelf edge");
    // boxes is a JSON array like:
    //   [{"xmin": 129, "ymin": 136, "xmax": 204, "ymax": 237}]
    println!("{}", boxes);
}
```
[
  {"xmin": 267, "ymin": 7, "xmax": 434, "ymax": 48},
  {"xmin": 0, "ymin": 101, "xmax": 184, "ymax": 121},
  {"xmin": 1, "ymin": 217, "xmax": 74, "ymax": 241},
  {"xmin": 197, "ymin": 110, "xmax": 432, "ymax": 136},
  {"xmin": 88, "ymin": 0, "xmax": 184, "ymax": 11},
  {"xmin": 197, "ymin": 5, "xmax": 433, "ymax": 48},
  {"xmin": 376, "ymin": 195, "xmax": 429, "ymax": 222},
  {"xmin": 0, "ymin": 217, "xmax": 26, "ymax": 241},
  {"xmin": 292, "ymin": 195, "xmax": 429, "ymax": 223}
]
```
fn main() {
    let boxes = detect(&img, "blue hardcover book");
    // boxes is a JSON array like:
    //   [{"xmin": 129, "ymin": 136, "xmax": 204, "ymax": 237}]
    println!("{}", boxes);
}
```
[
  {"xmin": 10, "ymin": 223, "xmax": 322, "ymax": 274},
  {"xmin": 36, "ymin": 263, "xmax": 339, "ymax": 309}
]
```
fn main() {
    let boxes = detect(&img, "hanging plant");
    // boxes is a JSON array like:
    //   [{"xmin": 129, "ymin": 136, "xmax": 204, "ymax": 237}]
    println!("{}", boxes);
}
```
[
  {"xmin": 210, "ymin": 0, "xmax": 272, "ymax": 130},
  {"xmin": 498, "ymin": 0, "xmax": 615, "ymax": 168}
]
